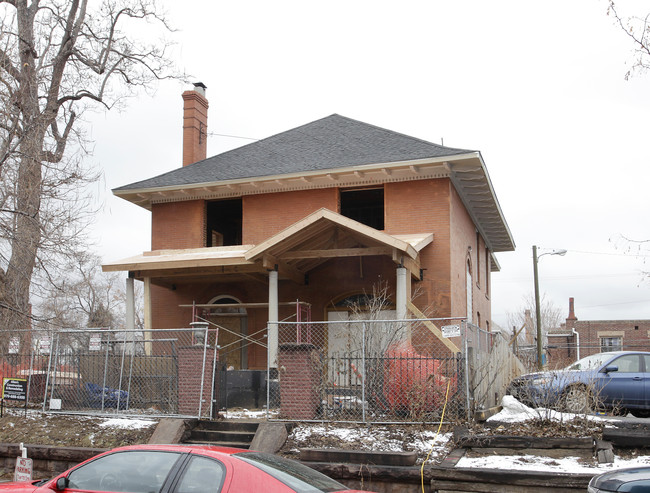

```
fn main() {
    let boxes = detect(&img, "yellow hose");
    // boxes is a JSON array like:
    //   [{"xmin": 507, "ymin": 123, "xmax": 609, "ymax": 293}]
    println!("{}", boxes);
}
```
[{"xmin": 420, "ymin": 380, "xmax": 451, "ymax": 493}]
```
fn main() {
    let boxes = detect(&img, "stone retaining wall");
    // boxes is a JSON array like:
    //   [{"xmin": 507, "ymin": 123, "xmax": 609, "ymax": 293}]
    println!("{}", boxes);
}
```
[{"xmin": 0, "ymin": 444, "xmax": 106, "ymax": 480}]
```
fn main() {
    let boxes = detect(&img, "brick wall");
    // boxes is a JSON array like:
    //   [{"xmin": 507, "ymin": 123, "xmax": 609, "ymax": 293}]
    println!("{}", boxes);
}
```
[
  {"xmin": 385, "ymin": 179, "xmax": 452, "ymax": 315},
  {"xmin": 147, "ymin": 175, "xmax": 497, "ymax": 374},
  {"xmin": 177, "ymin": 346, "xmax": 216, "ymax": 416},
  {"xmin": 278, "ymin": 344, "xmax": 322, "ymax": 419},
  {"xmin": 243, "ymin": 188, "xmax": 338, "ymax": 244},
  {"xmin": 449, "ymin": 185, "xmax": 491, "ymax": 328},
  {"xmin": 0, "ymin": 444, "xmax": 105, "ymax": 480},
  {"xmin": 556, "ymin": 319, "xmax": 650, "ymax": 360},
  {"xmin": 151, "ymin": 200, "xmax": 205, "ymax": 250}
]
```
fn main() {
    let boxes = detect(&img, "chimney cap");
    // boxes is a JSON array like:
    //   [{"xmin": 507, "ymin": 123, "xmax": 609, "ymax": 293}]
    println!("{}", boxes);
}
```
[{"xmin": 192, "ymin": 82, "xmax": 207, "ymax": 97}]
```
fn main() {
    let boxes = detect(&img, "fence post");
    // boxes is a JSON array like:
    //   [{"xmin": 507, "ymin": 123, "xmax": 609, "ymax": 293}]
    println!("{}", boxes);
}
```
[
  {"xmin": 361, "ymin": 322, "xmax": 366, "ymax": 423},
  {"xmin": 198, "ymin": 327, "xmax": 208, "ymax": 419},
  {"xmin": 101, "ymin": 333, "xmax": 110, "ymax": 411},
  {"xmin": 463, "ymin": 321, "xmax": 472, "ymax": 422},
  {"xmin": 116, "ymin": 331, "xmax": 127, "ymax": 413},
  {"xmin": 47, "ymin": 333, "xmax": 61, "ymax": 411},
  {"xmin": 209, "ymin": 326, "xmax": 219, "ymax": 420},
  {"xmin": 42, "ymin": 335, "xmax": 54, "ymax": 412}
]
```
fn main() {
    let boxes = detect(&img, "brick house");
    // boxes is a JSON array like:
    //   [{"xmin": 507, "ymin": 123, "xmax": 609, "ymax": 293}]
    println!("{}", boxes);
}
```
[
  {"xmin": 547, "ymin": 297, "xmax": 650, "ymax": 368},
  {"xmin": 103, "ymin": 83, "xmax": 515, "ymax": 372}
]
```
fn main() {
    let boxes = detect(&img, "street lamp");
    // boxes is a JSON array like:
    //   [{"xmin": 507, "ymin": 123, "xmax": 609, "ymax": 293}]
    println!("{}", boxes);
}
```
[{"xmin": 532, "ymin": 246, "xmax": 567, "ymax": 370}]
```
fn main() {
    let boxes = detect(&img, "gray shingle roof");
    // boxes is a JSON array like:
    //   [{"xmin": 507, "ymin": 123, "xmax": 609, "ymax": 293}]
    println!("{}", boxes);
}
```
[{"xmin": 114, "ymin": 114, "xmax": 473, "ymax": 191}]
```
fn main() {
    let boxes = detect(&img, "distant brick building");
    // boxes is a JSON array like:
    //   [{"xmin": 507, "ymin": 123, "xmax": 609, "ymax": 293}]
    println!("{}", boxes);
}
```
[
  {"xmin": 547, "ymin": 297, "xmax": 650, "ymax": 368},
  {"xmin": 103, "ymin": 83, "xmax": 515, "ymax": 370}
]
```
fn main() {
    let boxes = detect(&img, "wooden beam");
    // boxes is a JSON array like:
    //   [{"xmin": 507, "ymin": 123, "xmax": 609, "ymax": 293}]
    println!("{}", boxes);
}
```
[
  {"xmin": 281, "ymin": 246, "xmax": 392, "ymax": 260},
  {"xmin": 407, "ymin": 302, "xmax": 460, "ymax": 353},
  {"xmin": 180, "ymin": 301, "xmax": 311, "ymax": 309},
  {"xmin": 262, "ymin": 254, "xmax": 305, "ymax": 285},
  {"xmin": 392, "ymin": 250, "xmax": 421, "ymax": 278},
  {"xmin": 130, "ymin": 264, "xmax": 265, "ymax": 279}
]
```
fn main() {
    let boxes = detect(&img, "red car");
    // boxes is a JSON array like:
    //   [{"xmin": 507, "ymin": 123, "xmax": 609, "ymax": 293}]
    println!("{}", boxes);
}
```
[{"xmin": 0, "ymin": 444, "xmax": 373, "ymax": 493}]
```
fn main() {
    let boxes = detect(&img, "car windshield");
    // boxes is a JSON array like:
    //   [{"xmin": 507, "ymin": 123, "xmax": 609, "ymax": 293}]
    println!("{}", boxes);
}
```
[
  {"xmin": 565, "ymin": 353, "xmax": 613, "ymax": 371},
  {"xmin": 234, "ymin": 452, "xmax": 348, "ymax": 493}
]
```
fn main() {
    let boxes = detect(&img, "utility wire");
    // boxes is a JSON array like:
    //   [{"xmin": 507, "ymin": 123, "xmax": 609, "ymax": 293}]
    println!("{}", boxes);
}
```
[{"xmin": 206, "ymin": 131, "xmax": 258, "ymax": 141}]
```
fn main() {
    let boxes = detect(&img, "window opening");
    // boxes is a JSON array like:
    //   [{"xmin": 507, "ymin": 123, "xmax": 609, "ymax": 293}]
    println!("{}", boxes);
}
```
[
  {"xmin": 206, "ymin": 198, "xmax": 242, "ymax": 246},
  {"xmin": 485, "ymin": 248, "xmax": 490, "ymax": 296},
  {"xmin": 476, "ymin": 232, "xmax": 481, "ymax": 287},
  {"xmin": 340, "ymin": 187, "xmax": 384, "ymax": 230},
  {"xmin": 600, "ymin": 336, "xmax": 622, "ymax": 352}
]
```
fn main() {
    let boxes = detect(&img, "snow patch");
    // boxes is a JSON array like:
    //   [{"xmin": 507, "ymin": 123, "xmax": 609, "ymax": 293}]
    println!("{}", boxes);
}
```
[{"xmin": 98, "ymin": 418, "xmax": 156, "ymax": 429}]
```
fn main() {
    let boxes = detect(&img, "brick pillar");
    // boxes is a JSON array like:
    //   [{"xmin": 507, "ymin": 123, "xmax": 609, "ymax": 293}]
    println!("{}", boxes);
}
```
[
  {"xmin": 178, "ymin": 346, "xmax": 216, "ymax": 417},
  {"xmin": 278, "ymin": 344, "xmax": 322, "ymax": 420}
]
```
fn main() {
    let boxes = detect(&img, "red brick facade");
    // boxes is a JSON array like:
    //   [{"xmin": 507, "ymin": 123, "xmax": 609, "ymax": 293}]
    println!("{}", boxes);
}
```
[
  {"xmin": 147, "ymin": 178, "xmax": 493, "ymax": 369},
  {"xmin": 152, "ymin": 200, "xmax": 205, "ymax": 250},
  {"xmin": 243, "ymin": 188, "xmax": 338, "ymax": 245}
]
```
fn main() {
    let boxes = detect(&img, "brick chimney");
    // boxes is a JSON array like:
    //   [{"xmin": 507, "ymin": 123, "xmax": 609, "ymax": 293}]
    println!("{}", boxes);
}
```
[
  {"xmin": 181, "ymin": 82, "xmax": 208, "ymax": 167},
  {"xmin": 567, "ymin": 297, "xmax": 578, "ymax": 322}
]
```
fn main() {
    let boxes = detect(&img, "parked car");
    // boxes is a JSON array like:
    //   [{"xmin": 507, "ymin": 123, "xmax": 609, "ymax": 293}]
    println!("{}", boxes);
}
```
[
  {"xmin": 0, "ymin": 444, "xmax": 374, "ymax": 493},
  {"xmin": 507, "ymin": 351, "xmax": 650, "ymax": 416},
  {"xmin": 588, "ymin": 466, "xmax": 650, "ymax": 492}
]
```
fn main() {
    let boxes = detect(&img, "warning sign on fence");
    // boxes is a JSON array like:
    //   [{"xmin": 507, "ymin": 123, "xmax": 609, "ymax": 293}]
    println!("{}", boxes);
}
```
[
  {"xmin": 14, "ymin": 457, "xmax": 32, "ymax": 482},
  {"xmin": 441, "ymin": 324, "xmax": 461, "ymax": 338},
  {"xmin": 2, "ymin": 378, "xmax": 27, "ymax": 401}
]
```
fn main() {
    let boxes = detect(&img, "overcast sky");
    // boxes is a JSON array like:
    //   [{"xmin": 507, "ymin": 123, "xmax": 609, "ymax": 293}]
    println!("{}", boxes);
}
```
[{"xmin": 89, "ymin": 0, "xmax": 650, "ymax": 330}]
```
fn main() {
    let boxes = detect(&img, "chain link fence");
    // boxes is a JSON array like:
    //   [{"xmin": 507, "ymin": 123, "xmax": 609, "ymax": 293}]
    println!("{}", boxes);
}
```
[
  {"xmin": 0, "ymin": 328, "xmax": 217, "ymax": 418},
  {"xmin": 269, "ymin": 318, "xmax": 523, "ymax": 423},
  {"xmin": 0, "ymin": 319, "xmax": 525, "ymax": 423}
]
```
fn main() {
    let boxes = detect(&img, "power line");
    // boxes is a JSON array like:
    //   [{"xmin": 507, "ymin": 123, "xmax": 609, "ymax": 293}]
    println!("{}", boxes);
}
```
[
  {"xmin": 207, "ymin": 131, "xmax": 258, "ymax": 141},
  {"xmin": 567, "ymin": 249, "xmax": 650, "ymax": 258}
]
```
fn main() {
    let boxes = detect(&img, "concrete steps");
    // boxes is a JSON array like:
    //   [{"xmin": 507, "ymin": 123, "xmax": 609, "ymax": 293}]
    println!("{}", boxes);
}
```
[{"xmin": 183, "ymin": 420, "xmax": 260, "ymax": 449}]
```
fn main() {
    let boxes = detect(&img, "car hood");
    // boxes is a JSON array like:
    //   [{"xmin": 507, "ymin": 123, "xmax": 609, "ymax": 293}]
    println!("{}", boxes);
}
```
[
  {"xmin": 0, "ymin": 479, "xmax": 44, "ymax": 491},
  {"xmin": 590, "ymin": 466, "xmax": 650, "ymax": 492},
  {"xmin": 515, "ymin": 369, "xmax": 595, "ymax": 381}
]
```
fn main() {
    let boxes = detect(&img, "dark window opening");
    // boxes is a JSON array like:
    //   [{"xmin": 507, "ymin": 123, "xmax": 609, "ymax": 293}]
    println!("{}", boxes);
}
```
[
  {"xmin": 340, "ymin": 187, "xmax": 384, "ymax": 230},
  {"xmin": 206, "ymin": 198, "xmax": 242, "ymax": 246}
]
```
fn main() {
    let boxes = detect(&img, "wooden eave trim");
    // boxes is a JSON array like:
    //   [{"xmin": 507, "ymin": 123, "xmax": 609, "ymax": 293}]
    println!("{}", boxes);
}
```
[
  {"xmin": 112, "ymin": 153, "xmax": 478, "ymax": 200},
  {"xmin": 103, "ymin": 256, "xmax": 254, "ymax": 273}
]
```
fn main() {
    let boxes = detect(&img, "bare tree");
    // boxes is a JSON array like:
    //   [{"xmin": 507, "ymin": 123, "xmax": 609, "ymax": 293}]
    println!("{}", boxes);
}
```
[
  {"xmin": 0, "ymin": 0, "xmax": 176, "ymax": 342},
  {"xmin": 36, "ymin": 252, "xmax": 129, "ymax": 329},
  {"xmin": 506, "ymin": 293, "xmax": 563, "ymax": 348},
  {"xmin": 608, "ymin": 1, "xmax": 650, "ymax": 79},
  {"xmin": 34, "ymin": 251, "xmax": 144, "ymax": 356}
]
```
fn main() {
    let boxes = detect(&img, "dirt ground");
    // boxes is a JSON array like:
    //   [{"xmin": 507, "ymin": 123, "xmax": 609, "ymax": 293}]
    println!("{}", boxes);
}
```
[
  {"xmin": 0, "ymin": 410, "xmax": 609, "ymax": 451},
  {"xmin": 0, "ymin": 411, "xmax": 157, "ymax": 449}
]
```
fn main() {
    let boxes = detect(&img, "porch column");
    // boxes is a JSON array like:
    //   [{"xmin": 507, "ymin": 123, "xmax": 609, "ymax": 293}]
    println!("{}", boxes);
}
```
[
  {"xmin": 125, "ymin": 276, "xmax": 135, "ymax": 354},
  {"xmin": 396, "ymin": 266, "xmax": 409, "ymax": 320},
  {"xmin": 144, "ymin": 277, "xmax": 152, "ymax": 355},
  {"xmin": 268, "ymin": 269, "xmax": 279, "ymax": 369}
]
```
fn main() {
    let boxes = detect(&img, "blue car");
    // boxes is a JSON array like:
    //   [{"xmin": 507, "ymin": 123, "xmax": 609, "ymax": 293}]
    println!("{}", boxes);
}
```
[
  {"xmin": 507, "ymin": 351, "xmax": 650, "ymax": 416},
  {"xmin": 588, "ymin": 466, "xmax": 650, "ymax": 492}
]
